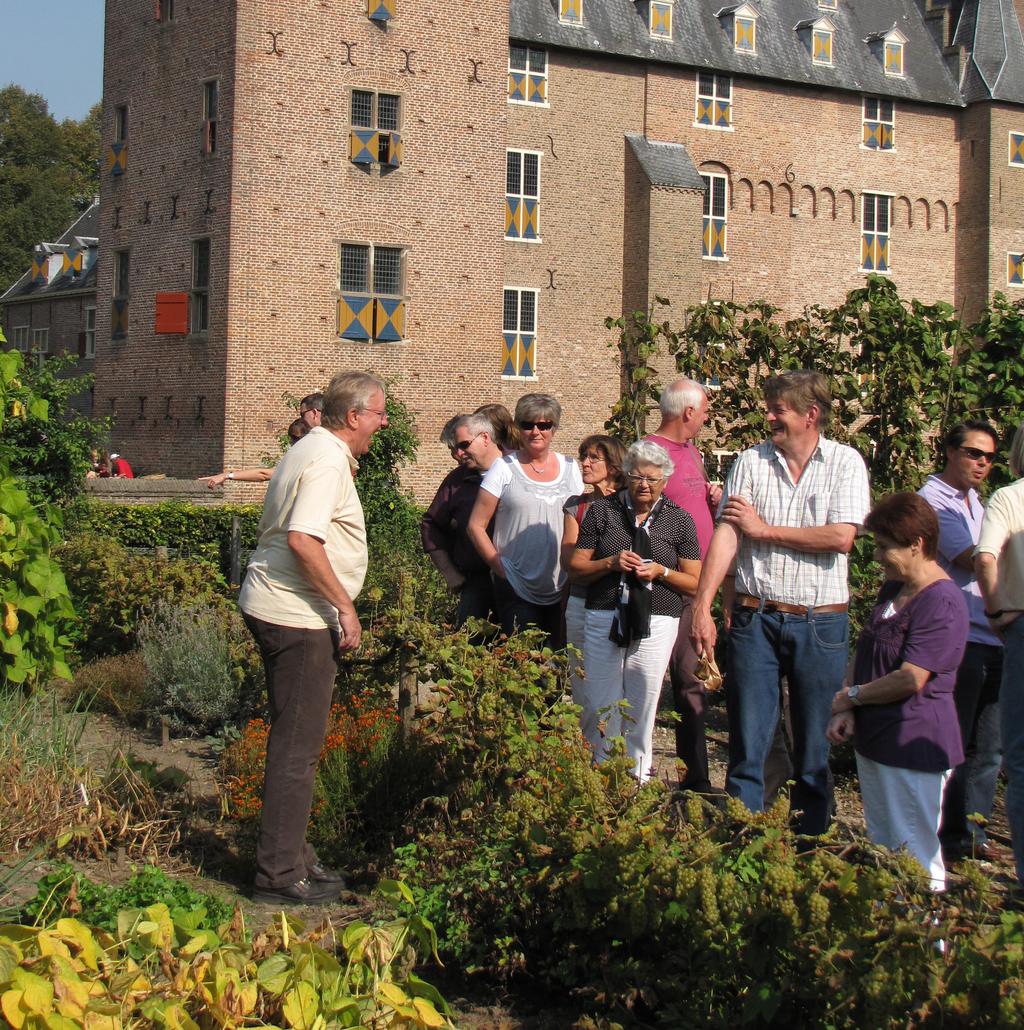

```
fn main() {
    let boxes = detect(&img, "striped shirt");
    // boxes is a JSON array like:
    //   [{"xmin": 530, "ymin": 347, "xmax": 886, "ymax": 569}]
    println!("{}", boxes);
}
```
[{"xmin": 722, "ymin": 437, "xmax": 870, "ymax": 607}]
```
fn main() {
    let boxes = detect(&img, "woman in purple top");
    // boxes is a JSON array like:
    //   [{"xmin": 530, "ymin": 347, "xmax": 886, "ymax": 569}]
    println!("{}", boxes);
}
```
[{"xmin": 827, "ymin": 493, "xmax": 968, "ymax": 890}]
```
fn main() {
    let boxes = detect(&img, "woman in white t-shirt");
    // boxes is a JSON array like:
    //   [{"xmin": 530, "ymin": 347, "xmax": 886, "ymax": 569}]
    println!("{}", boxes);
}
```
[{"xmin": 467, "ymin": 393, "xmax": 582, "ymax": 645}]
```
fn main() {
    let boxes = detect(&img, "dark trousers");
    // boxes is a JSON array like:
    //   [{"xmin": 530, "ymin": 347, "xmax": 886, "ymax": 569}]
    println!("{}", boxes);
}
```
[
  {"xmin": 940, "ymin": 641, "xmax": 1003, "ymax": 857},
  {"xmin": 243, "ymin": 614, "xmax": 339, "ymax": 889},
  {"xmin": 493, "ymin": 574, "xmax": 563, "ymax": 647},
  {"xmin": 669, "ymin": 601, "xmax": 711, "ymax": 791},
  {"xmin": 455, "ymin": 571, "xmax": 497, "ymax": 628}
]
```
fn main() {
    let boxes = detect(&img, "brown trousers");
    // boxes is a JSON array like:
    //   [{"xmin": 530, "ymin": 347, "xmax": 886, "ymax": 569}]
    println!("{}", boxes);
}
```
[
  {"xmin": 243, "ymin": 614, "xmax": 339, "ymax": 889},
  {"xmin": 669, "ymin": 601, "xmax": 711, "ymax": 791}
]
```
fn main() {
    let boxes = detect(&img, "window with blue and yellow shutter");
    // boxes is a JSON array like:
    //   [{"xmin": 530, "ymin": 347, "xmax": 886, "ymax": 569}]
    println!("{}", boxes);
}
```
[
  {"xmin": 508, "ymin": 45, "xmax": 547, "ymax": 105},
  {"xmin": 368, "ymin": 0, "xmax": 395, "ymax": 24},
  {"xmin": 1009, "ymin": 253, "xmax": 1024, "ymax": 287},
  {"xmin": 107, "ymin": 142, "xmax": 127, "ymax": 176},
  {"xmin": 559, "ymin": 0, "xmax": 582, "ymax": 24},
  {"xmin": 506, "ymin": 150, "xmax": 540, "ymax": 241},
  {"xmin": 862, "ymin": 97, "xmax": 895, "ymax": 150},
  {"xmin": 650, "ymin": 1, "xmax": 672, "ymax": 38},
  {"xmin": 502, "ymin": 288, "xmax": 537, "ymax": 378},
  {"xmin": 884, "ymin": 40, "xmax": 903, "ymax": 76},
  {"xmin": 338, "ymin": 243, "xmax": 406, "ymax": 342},
  {"xmin": 61, "ymin": 248, "xmax": 83, "ymax": 277},
  {"xmin": 735, "ymin": 15, "xmax": 756, "ymax": 53},
  {"xmin": 701, "ymin": 173, "xmax": 728, "ymax": 259},
  {"xmin": 349, "ymin": 89, "xmax": 402, "ymax": 168},
  {"xmin": 812, "ymin": 27, "xmax": 832, "ymax": 65},
  {"xmin": 1009, "ymin": 132, "xmax": 1024, "ymax": 167},
  {"xmin": 861, "ymin": 193, "xmax": 891, "ymax": 272},
  {"xmin": 30, "ymin": 253, "xmax": 49, "ymax": 286},
  {"xmin": 696, "ymin": 73, "xmax": 731, "ymax": 128}
]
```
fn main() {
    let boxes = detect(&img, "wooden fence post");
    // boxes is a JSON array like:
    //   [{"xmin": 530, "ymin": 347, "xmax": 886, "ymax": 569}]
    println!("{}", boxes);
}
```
[
  {"xmin": 397, "ymin": 647, "xmax": 417, "ymax": 741},
  {"xmin": 229, "ymin": 516, "xmax": 242, "ymax": 590}
]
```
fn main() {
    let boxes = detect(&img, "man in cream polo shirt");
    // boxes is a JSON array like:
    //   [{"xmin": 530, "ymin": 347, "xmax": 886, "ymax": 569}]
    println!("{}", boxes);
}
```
[{"xmin": 240, "ymin": 370, "xmax": 387, "ymax": 905}]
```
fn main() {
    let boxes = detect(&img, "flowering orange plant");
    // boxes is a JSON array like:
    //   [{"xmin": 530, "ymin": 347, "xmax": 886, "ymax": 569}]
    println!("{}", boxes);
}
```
[{"xmin": 219, "ymin": 688, "xmax": 400, "ymax": 821}]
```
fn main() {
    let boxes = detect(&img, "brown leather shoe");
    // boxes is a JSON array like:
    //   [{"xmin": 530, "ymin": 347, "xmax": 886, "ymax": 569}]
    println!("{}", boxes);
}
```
[
  {"xmin": 251, "ymin": 877, "xmax": 339, "ymax": 905},
  {"xmin": 307, "ymin": 862, "xmax": 347, "ymax": 887}
]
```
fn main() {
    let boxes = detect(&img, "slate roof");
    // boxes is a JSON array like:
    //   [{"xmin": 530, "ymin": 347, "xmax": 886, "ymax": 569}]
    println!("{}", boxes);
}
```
[
  {"xmin": 1, "ymin": 202, "xmax": 100, "ymax": 302},
  {"xmin": 626, "ymin": 133, "xmax": 705, "ymax": 188},
  {"xmin": 954, "ymin": 0, "xmax": 1024, "ymax": 103},
  {"xmin": 510, "ymin": 0, "xmax": 965, "ymax": 106}
]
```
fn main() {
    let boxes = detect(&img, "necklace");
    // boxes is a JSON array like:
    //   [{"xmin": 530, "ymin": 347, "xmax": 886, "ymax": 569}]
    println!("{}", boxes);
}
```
[{"xmin": 523, "ymin": 453, "xmax": 550, "ymax": 474}]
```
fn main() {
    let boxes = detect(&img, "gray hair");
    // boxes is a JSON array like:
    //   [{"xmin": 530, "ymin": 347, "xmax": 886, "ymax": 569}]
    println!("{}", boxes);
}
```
[
  {"xmin": 659, "ymin": 378, "xmax": 707, "ymax": 417},
  {"xmin": 1010, "ymin": 423, "xmax": 1024, "ymax": 480},
  {"xmin": 623, "ymin": 440, "xmax": 675, "ymax": 479},
  {"xmin": 321, "ymin": 371, "xmax": 386, "ymax": 429},
  {"xmin": 439, "ymin": 415, "xmax": 464, "ymax": 448},
  {"xmin": 515, "ymin": 392, "xmax": 562, "ymax": 428},
  {"xmin": 457, "ymin": 412, "xmax": 495, "ymax": 438}
]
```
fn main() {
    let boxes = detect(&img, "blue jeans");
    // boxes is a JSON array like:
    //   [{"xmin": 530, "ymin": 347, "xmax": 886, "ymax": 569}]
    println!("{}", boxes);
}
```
[
  {"xmin": 726, "ymin": 605, "xmax": 849, "ymax": 834},
  {"xmin": 1001, "ymin": 617, "xmax": 1024, "ymax": 885}
]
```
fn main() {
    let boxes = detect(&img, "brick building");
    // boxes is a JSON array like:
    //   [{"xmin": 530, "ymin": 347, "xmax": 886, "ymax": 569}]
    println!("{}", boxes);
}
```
[
  {"xmin": 1, "ymin": 203, "xmax": 99, "ymax": 416},
  {"xmin": 78, "ymin": 1, "xmax": 1024, "ymax": 489}
]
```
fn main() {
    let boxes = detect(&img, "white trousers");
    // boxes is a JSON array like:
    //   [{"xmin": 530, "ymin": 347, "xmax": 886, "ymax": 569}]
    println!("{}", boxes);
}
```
[
  {"xmin": 565, "ymin": 594, "xmax": 587, "ymax": 703},
  {"xmin": 580, "ymin": 609, "xmax": 678, "ymax": 780},
  {"xmin": 857, "ymin": 752, "xmax": 951, "ymax": 891}
]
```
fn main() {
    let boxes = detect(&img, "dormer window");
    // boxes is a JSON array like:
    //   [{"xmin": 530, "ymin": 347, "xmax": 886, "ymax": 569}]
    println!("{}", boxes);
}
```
[
  {"xmin": 797, "ymin": 17, "xmax": 834, "ymax": 65},
  {"xmin": 559, "ymin": 0, "xmax": 582, "ymax": 25},
  {"xmin": 717, "ymin": 4, "xmax": 759, "ymax": 54},
  {"xmin": 813, "ymin": 24, "xmax": 833, "ymax": 65},
  {"xmin": 866, "ymin": 26, "xmax": 907, "ymax": 78},
  {"xmin": 818, "ymin": 0, "xmax": 836, "ymax": 9},
  {"xmin": 650, "ymin": 0, "xmax": 673, "ymax": 38}
]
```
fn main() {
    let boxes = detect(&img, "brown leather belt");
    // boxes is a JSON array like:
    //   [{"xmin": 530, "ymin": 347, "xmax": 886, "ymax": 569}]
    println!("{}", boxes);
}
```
[{"xmin": 736, "ymin": 593, "xmax": 848, "ymax": 616}]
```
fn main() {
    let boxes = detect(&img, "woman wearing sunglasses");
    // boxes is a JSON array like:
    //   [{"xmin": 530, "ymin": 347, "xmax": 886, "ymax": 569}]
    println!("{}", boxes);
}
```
[
  {"xmin": 569, "ymin": 441, "xmax": 701, "ymax": 780},
  {"xmin": 468, "ymin": 393, "xmax": 583, "ymax": 644}
]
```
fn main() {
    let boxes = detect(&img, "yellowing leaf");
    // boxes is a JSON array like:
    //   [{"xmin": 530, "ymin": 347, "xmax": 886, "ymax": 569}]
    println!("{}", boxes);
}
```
[
  {"xmin": 162, "ymin": 1002, "xmax": 200, "ymax": 1030},
  {"xmin": 12, "ymin": 969, "xmax": 53, "ymax": 1015},
  {"xmin": 412, "ymin": 997, "xmax": 448, "ymax": 1027},
  {"xmin": 54, "ymin": 920, "xmax": 101, "ymax": 971},
  {"xmin": 378, "ymin": 981, "xmax": 409, "ymax": 1007},
  {"xmin": 83, "ymin": 1012, "xmax": 122, "ymax": 1030},
  {"xmin": 2, "ymin": 602, "xmax": 18, "ymax": 636},
  {"xmin": 282, "ymin": 980, "xmax": 318, "ymax": 1030},
  {"xmin": 2, "ymin": 989, "xmax": 28, "ymax": 1029}
]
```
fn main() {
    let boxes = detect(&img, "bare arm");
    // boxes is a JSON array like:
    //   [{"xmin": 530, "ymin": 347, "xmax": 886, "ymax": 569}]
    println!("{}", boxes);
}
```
[
  {"xmin": 568, "ymin": 546, "xmax": 633, "ymax": 584},
  {"xmin": 426, "ymin": 549, "xmax": 466, "ymax": 593},
  {"xmin": 689, "ymin": 522, "xmax": 740, "ymax": 656},
  {"xmin": 633, "ymin": 557, "xmax": 701, "ymax": 597},
  {"xmin": 467, "ymin": 489, "xmax": 503, "ymax": 577},
  {"xmin": 287, "ymin": 531, "xmax": 361, "ymax": 652},
  {"xmin": 561, "ymin": 512, "xmax": 580, "ymax": 580},
  {"xmin": 950, "ymin": 546, "xmax": 975, "ymax": 573},
  {"xmin": 831, "ymin": 660, "xmax": 930, "ymax": 713},
  {"xmin": 975, "ymin": 551, "xmax": 1020, "ymax": 631},
  {"xmin": 720, "ymin": 497, "xmax": 857, "ymax": 554},
  {"xmin": 198, "ymin": 466, "xmax": 274, "ymax": 488}
]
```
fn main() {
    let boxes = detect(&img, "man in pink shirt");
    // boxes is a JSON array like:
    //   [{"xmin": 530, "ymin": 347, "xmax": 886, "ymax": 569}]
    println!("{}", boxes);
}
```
[{"xmin": 646, "ymin": 378, "xmax": 721, "ymax": 791}]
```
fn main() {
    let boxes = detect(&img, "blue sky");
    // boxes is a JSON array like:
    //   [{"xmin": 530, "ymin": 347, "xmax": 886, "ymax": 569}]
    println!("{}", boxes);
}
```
[{"xmin": 1, "ymin": 1, "xmax": 104, "ymax": 121}]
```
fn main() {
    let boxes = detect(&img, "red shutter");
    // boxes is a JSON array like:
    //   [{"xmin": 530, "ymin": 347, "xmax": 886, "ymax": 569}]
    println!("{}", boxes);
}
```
[{"xmin": 154, "ymin": 292, "xmax": 189, "ymax": 334}]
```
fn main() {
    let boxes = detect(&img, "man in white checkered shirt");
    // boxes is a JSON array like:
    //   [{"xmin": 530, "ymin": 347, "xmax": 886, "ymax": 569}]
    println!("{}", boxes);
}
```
[{"xmin": 691, "ymin": 371, "xmax": 870, "ymax": 835}]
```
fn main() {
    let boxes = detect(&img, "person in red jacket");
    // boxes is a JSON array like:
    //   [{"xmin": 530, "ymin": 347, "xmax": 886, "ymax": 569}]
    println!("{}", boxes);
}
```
[{"xmin": 109, "ymin": 452, "xmax": 134, "ymax": 478}]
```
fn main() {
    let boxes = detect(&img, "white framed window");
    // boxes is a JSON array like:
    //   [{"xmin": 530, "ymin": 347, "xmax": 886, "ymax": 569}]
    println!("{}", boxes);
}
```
[
  {"xmin": 31, "ymin": 328, "xmax": 49, "ymax": 367},
  {"xmin": 861, "ymin": 193, "xmax": 892, "ymax": 272},
  {"xmin": 505, "ymin": 150, "xmax": 541, "ymax": 241},
  {"xmin": 818, "ymin": 0, "xmax": 837, "ymax": 8},
  {"xmin": 1009, "ymin": 131, "xmax": 1024, "ymax": 167},
  {"xmin": 701, "ymin": 173, "xmax": 728, "ymax": 260},
  {"xmin": 559, "ymin": 0, "xmax": 582, "ymax": 25},
  {"xmin": 337, "ymin": 242, "xmax": 407, "ymax": 342},
  {"xmin": 734, "ymin": 11, "xmax": 756, "ymax": 53},
  {"xmin": 885, "ymin": 40, "xmax": 903, "ymax": 76},
  {"xmin": 812, "ymin": 26, "xmax": 833, "ymax": 65},
  {"xmin": 12, "ymin": 326, "xmax": 30, "ymax": 353},
  {"xmin": 502, "ymin": 288, "xmax": 538, "ymax": 378},
  {"xmin": 508, "ymin": 45, "xmax": 547, "ymax": 105},
  {"xmin": 191, "ymin": 238, "xmax": 210, "ymax": 335},
  {"xmin": 84, "ymin": 307, "xmax": 96, "ymax": 359},
  {"xmin": 650, "ymin": 0, "xmax": 673, "ymax": 39},
  {"xmin": 1009, "ymin": 253, "xmax": 1024, "ymax": 287},
  {"xmin": 695, "ymin": 72, "xmax": 732, "ymax": 129},
  {"xmin": 862, "ymin": 97, "xmax": 895, "ymax": 150}
]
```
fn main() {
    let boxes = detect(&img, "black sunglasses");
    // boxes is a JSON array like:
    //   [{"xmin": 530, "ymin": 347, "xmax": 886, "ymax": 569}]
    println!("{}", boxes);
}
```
[
  {"xmin": 454, "ymin": 432, "xmax": 481, "ymax": 452},
  {"xmin": 959, "ymin": 445, "xmax": 997, "ymax": 464},
  {"xmin": 518, "ymin": 420, "xmax": 555, "ymax": 431}
]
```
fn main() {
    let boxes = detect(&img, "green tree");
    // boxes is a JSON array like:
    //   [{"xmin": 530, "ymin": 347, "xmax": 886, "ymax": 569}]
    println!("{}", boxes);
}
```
[
  {"xmin": 0, "ymin": 87, "xmax": 100, "ymax": 292},
  {"xmin": 0, "ymin": 354, "xmax": 109, "ymax": 504}
]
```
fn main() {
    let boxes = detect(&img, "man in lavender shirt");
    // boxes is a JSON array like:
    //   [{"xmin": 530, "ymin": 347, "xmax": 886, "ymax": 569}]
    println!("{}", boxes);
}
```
[
  {"xmin": 918, "ymin": 420, "xmax": 1006, "ymax": 864},
  {"xmin": 647, "ymin": 378, "xmax": 722, "ymax": 791}
]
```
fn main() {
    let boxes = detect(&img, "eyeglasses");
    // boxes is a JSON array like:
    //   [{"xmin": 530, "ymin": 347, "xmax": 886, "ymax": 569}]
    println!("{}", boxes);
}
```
[
  {"xmin": 518, "ymin": 420, "xmax": 555, "ymax": 431},
  {"xmin": 627, "ymin": 473, "xmax": 664, "ymax": 485},
  {"xmin": 455, "ymin": 433, "xmax": 482, "ymax": 452},
  {"xmin": 580, "ymin": 453, "xmax": 606, "ymax": 463},
  {"xmin": 360, "ymin": 407, "xmax": 387, "ymax": 422},
  {"xmin": 959, "ymin": 446, "xmax": 996, "ymax": 464}
]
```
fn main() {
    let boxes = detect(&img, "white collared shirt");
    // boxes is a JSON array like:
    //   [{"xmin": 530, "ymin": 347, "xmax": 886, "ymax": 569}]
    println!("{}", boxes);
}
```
[{"xmin": 721, "ymin": 436, "xmax": 870, "ymax": 607}]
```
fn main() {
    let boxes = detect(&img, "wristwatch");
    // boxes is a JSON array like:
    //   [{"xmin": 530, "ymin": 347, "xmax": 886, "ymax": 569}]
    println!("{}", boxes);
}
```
[
  {"xmin": 660, "ymin": 564, "xmax": 670, "ymax": 579},
  {"xmin": 847, "ymin": 684, "xmax": 862, "ymax": 706}
]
